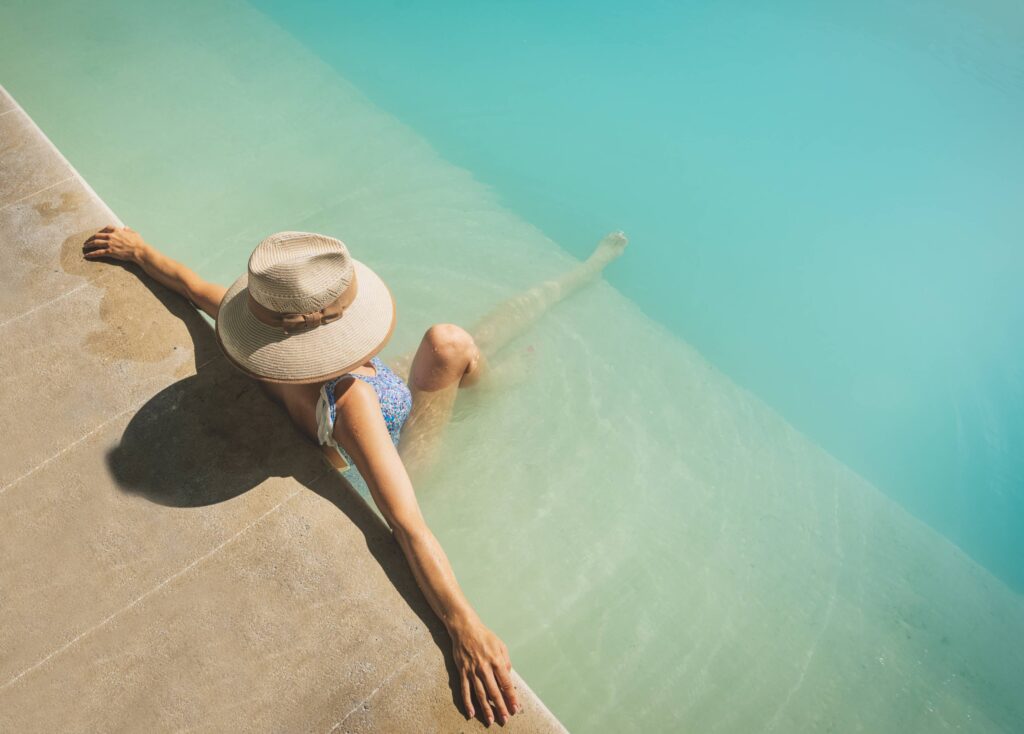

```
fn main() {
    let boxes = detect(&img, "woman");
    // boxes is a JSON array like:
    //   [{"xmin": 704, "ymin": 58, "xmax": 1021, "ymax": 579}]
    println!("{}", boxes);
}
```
[{"xmin": 83, "ymin": 226, "xmax": 627, "ymax": 726}]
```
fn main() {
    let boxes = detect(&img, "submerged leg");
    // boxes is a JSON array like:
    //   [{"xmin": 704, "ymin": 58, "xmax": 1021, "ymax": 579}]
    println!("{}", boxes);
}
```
[
  {"xmin": 397, "ymin": 323, "xmax": 484, "ymax": 479},
  {"xmin": 387, "ymin": 230, "xmax": 627, "ymax": 381},
  {"xmin": 390, "ymin": 231, "xmax": 628, "ymax": 478},
  {"xmin": 470, "ymin": 230, "xmax": 628, "ymax": 358}
]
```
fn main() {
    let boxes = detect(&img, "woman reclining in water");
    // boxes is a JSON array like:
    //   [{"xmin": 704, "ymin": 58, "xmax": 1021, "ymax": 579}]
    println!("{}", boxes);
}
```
[{"xmin": 83, "ymin": 225, "xmax": 628, "ymax": 726}]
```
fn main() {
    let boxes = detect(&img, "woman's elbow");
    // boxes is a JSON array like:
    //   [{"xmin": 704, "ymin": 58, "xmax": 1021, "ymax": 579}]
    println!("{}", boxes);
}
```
[{"xmin": 390, "ymin": 515, "xmax": 432, "ymax": 549}]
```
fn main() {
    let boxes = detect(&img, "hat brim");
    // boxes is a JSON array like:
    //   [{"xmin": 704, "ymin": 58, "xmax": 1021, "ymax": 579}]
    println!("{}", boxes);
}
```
[{"xmin": 215, "ymin": 259, "xmax": 396, "ymax": 384}]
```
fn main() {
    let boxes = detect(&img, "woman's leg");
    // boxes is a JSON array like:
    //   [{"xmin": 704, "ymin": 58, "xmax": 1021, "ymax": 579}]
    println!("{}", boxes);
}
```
[
  {"xmin": 469, "ymin": 230, "xmax": 627, "ymax": 358},
  {"xmin": 397, "ymin": 323, "xmax": 483, "ymax": 479},
  {"xmin": 389, "ymin": 231, "xmax": 627, "ymax": 378},
  {"xmin": 394, "ymin": 230, "xmax": 628, "ymax": 478}
]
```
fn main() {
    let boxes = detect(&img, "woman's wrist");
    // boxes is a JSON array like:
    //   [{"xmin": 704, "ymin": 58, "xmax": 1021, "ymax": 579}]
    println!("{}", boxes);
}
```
[
  {"xmin": 131, "ymin": 241, "xmax": 153, "ymax": 266},
  {"xmin": 444, "ymin": 605, "xmax": 482, "ymax": 637}
]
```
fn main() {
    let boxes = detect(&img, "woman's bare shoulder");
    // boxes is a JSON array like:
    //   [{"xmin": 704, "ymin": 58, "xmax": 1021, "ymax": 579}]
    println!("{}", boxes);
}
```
[{"xmin": 333, "ymin": 375, "xmax": 380, "ymax": 417}]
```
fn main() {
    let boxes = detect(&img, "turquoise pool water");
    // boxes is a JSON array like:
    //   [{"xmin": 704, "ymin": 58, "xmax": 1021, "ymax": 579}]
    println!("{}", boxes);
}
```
[
  {"xmin": 251, "ymin": 0, "xmax": 1024, "ymax": 594},
  {"xmin": 2, "ymin": 0, "xmax": 1022, "ymax": 731}
]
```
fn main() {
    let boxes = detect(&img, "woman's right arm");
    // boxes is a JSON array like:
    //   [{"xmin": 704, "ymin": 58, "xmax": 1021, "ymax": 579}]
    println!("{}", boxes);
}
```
[{"xmin": 83, "ymin": 226, "xmax": 226, "ymax": 318}]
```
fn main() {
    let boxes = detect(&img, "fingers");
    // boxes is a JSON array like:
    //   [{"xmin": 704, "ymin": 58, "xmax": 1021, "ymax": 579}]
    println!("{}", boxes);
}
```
[
  {"xmin": 482, "ymin": 666, "xmax": 511, "ymax": 725},
  {"xmin": 471, "ymin": 673, "xmax": 493, "ymax": 727},
  {"xmin": 82, "ymin": 237, "xmax": 108, "ymax": 253},
  {"xmin": 495, "ymin": 665, "xmax": 521, "ymax": 716},
  {"xmin": 83, "ymin": 225, "xmax": 124, "ymax": 262},
  {"xmin": 86, "ymin": 225, "xmax": 122, "ymax": 242},
  {"xmin": 459, "ymin": 671, "xmax": 474, "ymax": 720},
  {"xmin": 89, "ymin": 225, "xmax": 115, "ymax": 240},
  {"xmin": 83, "ymin": 233, "xmax": 111, "ymax": 252},
  {"xmin": 83, "ymin": 225, "xmax": 118, "ymax": 259}
]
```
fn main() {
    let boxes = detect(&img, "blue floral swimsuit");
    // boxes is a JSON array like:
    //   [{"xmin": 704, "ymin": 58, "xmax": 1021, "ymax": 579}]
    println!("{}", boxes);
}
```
[{"xmin": 316, "ymin": 356, "xmax": 413, "ymax": 497}]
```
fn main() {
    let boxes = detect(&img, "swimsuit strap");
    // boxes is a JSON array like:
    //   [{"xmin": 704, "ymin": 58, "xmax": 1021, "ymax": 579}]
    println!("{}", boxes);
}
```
[
  {"xmin": 315, "ymin": 378, "xmax": 342, "ymax": 450},
  {"xmin": 313, "ymin": 374, "xmax": 350, "ymax": 474}
]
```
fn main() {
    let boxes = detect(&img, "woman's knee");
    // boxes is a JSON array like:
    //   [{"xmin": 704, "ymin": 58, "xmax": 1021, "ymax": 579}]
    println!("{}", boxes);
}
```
[
  {"xmin": 415, "ymin": 323, "xmax": 482, "ymax": 389},
  {"xmin": 423, "ymin": 323, "xmax": 477, "ymax": 366}
]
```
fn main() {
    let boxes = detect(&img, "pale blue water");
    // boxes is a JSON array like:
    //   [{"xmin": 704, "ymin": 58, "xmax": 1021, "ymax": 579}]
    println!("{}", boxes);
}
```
[{"xmin": 2, "ymin": 1, "xmax": 1022, "ymax": 731}]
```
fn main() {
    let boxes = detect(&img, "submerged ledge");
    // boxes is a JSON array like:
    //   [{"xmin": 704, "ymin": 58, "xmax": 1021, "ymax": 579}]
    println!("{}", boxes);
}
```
[{"xmin": 0, "ymin": 85, "xmax": 567, "ymax": 733}]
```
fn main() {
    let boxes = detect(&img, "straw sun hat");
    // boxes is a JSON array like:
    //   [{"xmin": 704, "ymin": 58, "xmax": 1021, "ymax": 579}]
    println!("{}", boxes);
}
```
[{"xmin": 216, "ymin": 231, "xmax": 396, "ymax": 383}]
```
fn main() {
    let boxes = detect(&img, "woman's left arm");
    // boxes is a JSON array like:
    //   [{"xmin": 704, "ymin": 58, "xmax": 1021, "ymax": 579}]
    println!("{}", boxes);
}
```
[
  {"xmin": 83, "ymin": 226, "xmax": 226, "ymax": 318},
  {"xmin": 333, "ymin": 378, "xmax": 521, "ymax": 726}
]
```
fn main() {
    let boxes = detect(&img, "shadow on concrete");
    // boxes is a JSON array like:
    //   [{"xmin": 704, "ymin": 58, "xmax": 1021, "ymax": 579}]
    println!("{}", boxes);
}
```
[{"xmin": 104, "ymin": 274, "xmax": 463, "ymax": 715}]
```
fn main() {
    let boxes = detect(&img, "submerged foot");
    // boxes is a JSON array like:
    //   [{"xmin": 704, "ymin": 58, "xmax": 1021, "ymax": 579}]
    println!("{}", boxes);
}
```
[{"xmin": 589, "ymin": 230, "xmax": 629, "ymax": 267}]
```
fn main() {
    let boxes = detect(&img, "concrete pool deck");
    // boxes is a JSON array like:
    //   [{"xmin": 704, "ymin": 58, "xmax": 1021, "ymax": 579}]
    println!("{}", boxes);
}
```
[{"xmin": 0, "ymin": 86, "xmax": 566, "ymax": 733}]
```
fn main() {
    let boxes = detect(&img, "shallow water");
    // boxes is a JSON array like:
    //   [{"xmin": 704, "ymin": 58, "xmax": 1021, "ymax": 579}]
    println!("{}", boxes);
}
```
[{"xmin": 2, "ymin": 0, "xmax": 1022, "ymax": 731}]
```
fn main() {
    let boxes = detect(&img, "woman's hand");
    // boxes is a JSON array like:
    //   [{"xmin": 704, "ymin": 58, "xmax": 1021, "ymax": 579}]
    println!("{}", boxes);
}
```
[
  {"xmin": 82, "ymin": 225, "xmax": 148, "ymax": 263},
  {"xmin": 450, "ymin": 619, "xmax": 520, "ymax": 726}
]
